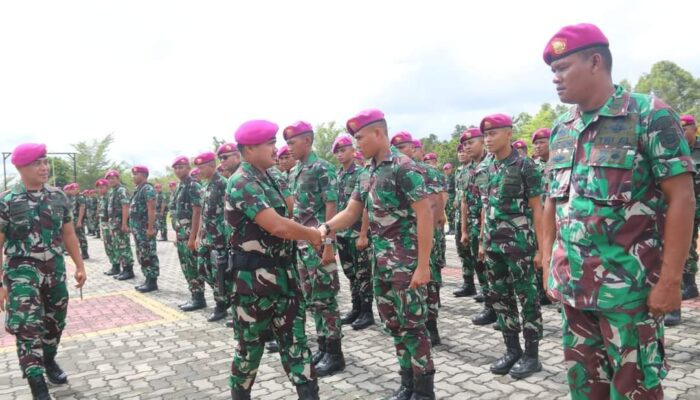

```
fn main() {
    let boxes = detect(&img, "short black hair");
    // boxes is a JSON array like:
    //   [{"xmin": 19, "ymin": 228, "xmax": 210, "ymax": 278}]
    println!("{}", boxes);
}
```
[{"xmin": 580, "ymin": 46, "xmax": 612, "ymax": 73}]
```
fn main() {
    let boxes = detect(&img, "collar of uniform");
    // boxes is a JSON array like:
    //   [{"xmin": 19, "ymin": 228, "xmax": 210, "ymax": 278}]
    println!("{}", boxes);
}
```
[
  {"xmin": 371, "ymin": 147, "xmax": 399, "ymax": 170},
  {"xmin": 563, "ymin": 85, "xmax": 628, "ymax": 124},
  {"xmin": 342, "ymin": 162, "xmax": 357, "ymax": 175},
  {"xmin": 299, "ymin": 151, "xmax": 319, "ymax": 166},
  {"xmin": 180, "ymin": 176, "xmax": 192, "ymax": 186},
  {"xmin": 11, "ymin": 181, "xmax": 28, "ymax": 195},
  {"xmin": 495, "ymin": 147, "xmax": 519, "ymax": 166},
  {"xmin": 240, "ymin": 161, "xmax": 269, "ymax": 182}
]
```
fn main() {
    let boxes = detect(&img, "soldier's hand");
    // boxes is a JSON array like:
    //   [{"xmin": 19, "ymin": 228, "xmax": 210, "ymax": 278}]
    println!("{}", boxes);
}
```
[
  {"xmin": 534, "ymin": 251, "xmax": 542, "ymax": 270},
  {"xmin": 409, "ymin": 267, "xmax": 430, "ymax": 289},
  {"xmin": 187, "ymin": 238, "xmax": 196, "ymax": 251},
  {"xmin": 478, "ymin": 245, "xmax": 485, "ymax": 262},
  {"xmin": 146, "ymin": 227, "xmax": 155, "ymax": 238},
  {"xmin": 309, "ymin": 229, "xmax": 322, "ymax": 251},
  {"xmin": 460, "ymin": 231, "xmax": 469, "ymax": 245},
  {"xmin": 121, "ymin": 225, "xmax": 129, "ymax": 234},
  {"xmin": 648, "ymin": 279, "xmax": 682, "ymax": 317},
  {"xmin": 76, "ymin": 222, "xmax": 82, "ymax": 229},
  {"xmin": 318, "ymin": 224, "xmax": 329, "ymax": 241},
  {"xmin": 356, "ymin": 235, "xmax": 369, "ymax": 251},
  {"xmin": 0, "ymin": 287, "xmax": 7, "ymax": 312},
  {"xmin": 74, "ymin": 267, "xmax": 87, "ymax": 289},
  {"xmin": 321, "ymin": 245, "xmax": 335, "ymax": 266}
]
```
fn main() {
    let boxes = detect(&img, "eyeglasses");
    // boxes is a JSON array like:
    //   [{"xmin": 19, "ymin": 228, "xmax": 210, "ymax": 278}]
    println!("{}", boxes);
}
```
[{"xmin": 219, "ymin": 155, "xmax": 230, "ymax": 161}]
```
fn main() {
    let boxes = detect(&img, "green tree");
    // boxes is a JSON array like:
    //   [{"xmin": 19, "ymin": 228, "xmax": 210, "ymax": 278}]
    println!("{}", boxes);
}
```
[
  {"xmin": 73, "ymin": 133, "xmax": 116, "ymax": 190},
  {"xmin": 634, "ymin": 61, "xmax": 700, "ymax": 116},
  {"xmin": 212, "ymin": 136, "xmax": 226, "ymax": 152},
  {"xmin": 47, "ymin": 156, "xmax": 73, "ymax": 188},
  {"xmin": 313, "ymin": 121, "xmax": 346, "ymax": 167},
  {"xmin": 619, "ymin": 78, "xmax": 633, "ymax": 92}
]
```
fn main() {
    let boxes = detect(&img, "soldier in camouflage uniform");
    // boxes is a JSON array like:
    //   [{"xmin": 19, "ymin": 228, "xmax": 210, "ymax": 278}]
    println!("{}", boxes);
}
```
[
  {"xmin": 85, "ymin": 190, "xmax": 97, "ymax": 236},
  {"xmin": 443, "ymin": 163, "xmax": 456, "ymax": 235},
  {"xmin": 453, "ymin": 141, "xmax": 478, "ymax": 298},
  {"xmin": 531, "ymin": 128, "xmax": 552, "ymax": 307},
  {"xmin": 66, "ymin": 184, "xmax": 90, "ymax": 260},
  {"xmin": 193, "ymin": 152, "xmax": 229, "ymax": 322},
  {"xmin": 105, "ymin": 170, "xmax": 135, "ymax": 280},
  {"xmin": 218, "ymin": 142, "xmax": 241, "ymax": 177},
  {"xmin": 225, "ymin": 120, "xmax": 321, "ymax": 400},
  {"xmin": 285, "ymin": 120, "xmax": 345, "ymax": 377},
  {"xmin": 171, "ymin": 156, "xmax": 206, "ymax": 311},
  {"xmin": 167, "ymin": 180, "xmax": 178, "ymax": 233},
  {"xmin": 542, "ymin": 24, "xmax": 696, "ymax": 399},
  {"xmin": 679, "ymin": 115, "xmax": 700, "ymax": 305},
  {"xmin": 129, "ymin": 166, "xmax": 160, "ymax": 293},
  {"xmin": 332, "ymin": 135, "xmax": 374, "ymax": 330},
  {"xmin": 459, "ymin": 129, "xmax": 494, "ymax": 324},
  {"xmin": 154, "ymin": 183, "xmax": 169, "ymax": 242},
  {"xmin": 512, "ymin": 140, "xmax": 529, "ymax": 158},
  {"xmin": 0, "ymin": 143, "xmax": 87, "ymax": 399},
  {"xmin": 410, "ymin": 139, "xmax": 446, "ymax": 347},
  {"xmin": 322, "ymin": 109, "xmax": 435, "ymax": 399},
  {"xmin": 95, "ymin": 179, "xmax": 115, "ymax": 275},
  {"xmin": 478, "ymin": 113, "xmax": 544, "ymax": 379}
]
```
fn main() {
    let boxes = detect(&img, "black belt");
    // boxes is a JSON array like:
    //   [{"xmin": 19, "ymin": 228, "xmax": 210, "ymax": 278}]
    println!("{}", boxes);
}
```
[{"xmin": 228, "ymin": 249, "xmax": 277, "ymax": 271}]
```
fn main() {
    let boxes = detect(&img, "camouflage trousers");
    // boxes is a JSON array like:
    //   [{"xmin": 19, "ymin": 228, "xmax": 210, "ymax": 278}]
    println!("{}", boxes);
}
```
[
  {"xmin": 484, "ymin": 250, "xmax": 542, "ymax": 341},
  {"xmin": 75, "ymin": 223, "xmax": 88, "ymax": 253},
  {"xmin": 228, "ymin": 268, "xmax": 314, "ymax": 390},
  {"xmin": 156, "ymin": 212, "xmax": 168, "ymax": 239},
  {"xmin": 296, "ymin": 245, "xmax": 342, "ymax": 340},
  {"xmin": 684, "ymin": 218, "xmax": 699, "ymax": 276},
  {"xmin": 100, "ymin": 221, "xmax": 114, "ymax": 265},
  {"xmin": 446, "ymin": 197, "xmax": 455, "ymax": 232},
  {"xmin": 375, "ymin": 279, "xmax": 434, "ymax": 375},
  {"xmin": 336, "ymin": 236, "xmax": 372, "ymax": 305},
  {"xmin": 3, "ymin": 256, "xmax": 68, "ymax": 378},
  {"xmin": 466, "ymin": 217, "xmax": 490, "ymax": 297},
  {"xmin": 132, "ymin": 231, "xmax": 159, "ymax": 279},
  {"xmin": 86, "ymin": 215, "xmax": 98, "ymax": 234},
  {"xmin": 175, "ymin": 234, "xmax": 204, "ymax": 296},
  {"xmin": 561, "ymin": 304, "xmax": 668, "ymax": 400},
  {"xmin": 196, "ymin": 244, "xmax": 225, "ymax": 304},
  {"xmin": 427, "ymin": 228, "xmax": 444, "ymax": 321},
  {"xmin": 108, "ymin": 223, "xmax": 134, "ymax": 268}
]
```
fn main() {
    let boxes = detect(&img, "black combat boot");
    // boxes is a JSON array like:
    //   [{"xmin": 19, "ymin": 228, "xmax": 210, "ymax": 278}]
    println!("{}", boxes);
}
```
[
  {"xmin": 341, "ymin": 296, "xmax": 361, "ymax": 325},
  {"xmin": 296, "ymin": 379, "xmax": 320, "ymax": 400},
  {"xmin": 28, "ymin": 375, "xmax": 51, "ymax": 400},
  {"xmin": 311, "ymin": 336, "xmax": 326, "ymax": 365},
  {"xmin": 471, "ymin": 305, "xmax": 497, "ymax": 325},
  {"xmin": 104, "ymin": 263, "xmax": 120, "ymax": 276},
  {"xmin": 316, "ymin": 338, "xmax": 345, "ymax": 377},
  {"xmin": 473, "ymin": 292, "xmax": 485, "ymax": 303},
  {"xmin": 425, "ymin": 319, "xmax": 441, "ymax": 346},
  {"xmin": 510, "ymin": 339, "xmax": 542, "ymax": 379},
  {"xmin": 665, "ymin": 309, "xmax": 682, "ymax": 326},
  {"xmin": 410, "ymin": 371, "xmax": 435, "ymax": 400},
  {"xmin": 389, "ymin": 368, "xmax": 413, "ymax": 400},
  {"xmin": 207, "ymin": 301, "xmax": 229, "ymax": 322},
  {"xmin": 453, "ymin": 275, "xmax": 476, "ymax": 297},
  {"xmin": 43, "ymin": 354, "xmax": 68, "ymax": 385},
  {"xmin": 490, "ymin": 333, "xmax": 523, "ymax": 375},
  {"xmin": 115, "ymin": 264, "xmax": 134, "ymax": 280},
  {"xmin": 135, "ymin": 278, "xmax": 158, "ymax": 293},
  {"xmin": 95, "ymin": 232, "xmax": 101, "ymax": 239},
  {"xmin": 351, "ymin": 299, "xmax": 375, "ymax": 330},
  {"xmin": 180, "ymin": 292, "xmax": 207, "ymax": 312},
  {"xmin": 81, "ymin": 249, "xmax": 90, "ymax": 260},
  {"xmin": 265, "ymin": 340, "xmax": 279, "ymax": 353},
  {"xmin": 493, "ymin": 322, "xmax": 501, "ymax": 331},
  {"xmin": 230, "ymin": 387, "xmax": 251, "ymax": 400},
  {"xmin": 682, "ymin": 272, "xmax": 699, "ymax": 300},
  {"xmin": 226, "ymin": 319, "xmax": 235, "ymax": 328}
]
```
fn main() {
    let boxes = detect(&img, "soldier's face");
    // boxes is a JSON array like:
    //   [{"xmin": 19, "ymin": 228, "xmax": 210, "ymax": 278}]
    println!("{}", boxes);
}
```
[
  {"xmin": 444, "ymin": 167, "xmax": 452, "ymax": 175},
  {"xmin": 219, "ymin": 152, "xmax": 240, "ymax": 171},
  {"xmin": 551, "ymin": 53, "xmax": 590, "ymax": 105},
  {"xmin": 334, "ymin": 145, "xmax": 354, "ymax": 165},
  {"xmin": 533, "ymin": 138, "xmax": 550, "ymax": 159},
  {"xmin": 484, "ymin": 129, "xmax": 511, "ymax": 154},
  {"xmin": 173, "ymin": 164, "xmax": 189, "ymax": 180},
  {"xmin": 155, "ymin": 186, "xmax": 162, "ymax": 193},
  {"xmin": 457, "ymin": 149, "xmax": 468, "ymax": 163},
  {"xmin": 132, "ymin": 172, "xmax": 146, "ymax": 185},
  {"xmin": 107, "ymin": 176, "xmax": 120, "ymax": 187},
  {"xmin": 247, "ymin": 140, "xmax": 277, "ymax": 169},
  {"xmin": 278, "ymin": 154, "xmax": 294, "ymax": 171},
  {"xmin": 353, "ymin": 128, "xmax": 381, "ymax": 158},
  {"xmin": 395, "ymin": 143, "xmax": 414, "ymax": 158},
  {"xmin": 465, "ymin": 138, "xmax": 483, "ymax": 160},
  {"xmin": 198, "ymin": 163, "xmax": 216, "ymax": 180},
  {"xmin": 286, "ymin": 135, "xmax": 311, "ymax": 161},
  {"xmin": 516, "ymin": 147, "xmax": 528, "ymax": 157},
  {"xmin": 425, "ymin": 159, "xmax": 437, "ymax": 167},
  {"xmin": 683, "ymin": 125, "xmax": 697, "ymax": 147},
  {"xmin": 98, "ymin": 186, "xmax": 107, "ymax": 195},
  {"xmin": 19, "ymin": 158, "xmax": 50, "ymax": 186},
  {"xmin": 412, "ymin": 148, "xmax": 424, "ymax": 162}
]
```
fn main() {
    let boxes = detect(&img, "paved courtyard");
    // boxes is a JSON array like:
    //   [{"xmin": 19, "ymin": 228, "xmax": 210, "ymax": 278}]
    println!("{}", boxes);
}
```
[{"xmin": 1, "ymin": 235, "xmax": 700, "ymax": 399}]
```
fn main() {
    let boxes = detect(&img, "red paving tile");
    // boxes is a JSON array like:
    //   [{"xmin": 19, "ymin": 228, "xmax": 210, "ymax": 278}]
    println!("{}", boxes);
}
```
[{"xmin": 0, "ymin": 294, "xmax": 161, "ymax": 348}]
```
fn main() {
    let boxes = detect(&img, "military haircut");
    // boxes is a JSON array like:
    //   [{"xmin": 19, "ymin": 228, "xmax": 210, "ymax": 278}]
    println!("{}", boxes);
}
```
[{"xmin": 579, "ymin": 45, "xmax": 612, "ymax": 73}]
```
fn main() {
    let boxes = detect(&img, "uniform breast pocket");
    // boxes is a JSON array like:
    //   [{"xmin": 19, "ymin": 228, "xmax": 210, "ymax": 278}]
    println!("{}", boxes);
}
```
[
  {"xmin": 499, "ymin": 168, "xmax": 524, "ymax": 198},
  {"xmin": 583, "ymin": 145, "xmax": 636, "ymax": 205},
  {"xmin": 8, "ymin": 202, "xmax": 32, "ymax": 240}
]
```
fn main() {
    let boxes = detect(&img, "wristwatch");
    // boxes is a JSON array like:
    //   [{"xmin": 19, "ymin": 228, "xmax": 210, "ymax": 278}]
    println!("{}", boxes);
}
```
[
  {"xmin": 321, "ymin": 223, "xmax": 331, "ymax": 234},
  {"xmin": 323, "ymin": 237, "xmax": 336, "ymax": 245}
]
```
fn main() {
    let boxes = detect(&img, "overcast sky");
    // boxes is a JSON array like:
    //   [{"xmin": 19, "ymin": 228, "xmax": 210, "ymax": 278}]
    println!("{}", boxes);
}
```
[{"xmin": 1, "ymin": 0, "xmax": 699, "ymax": 177}]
